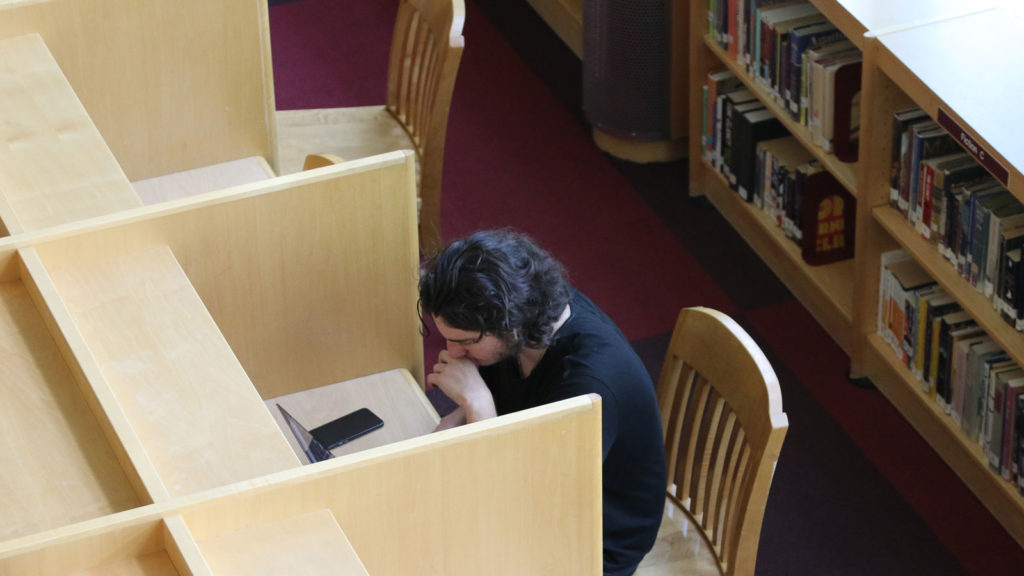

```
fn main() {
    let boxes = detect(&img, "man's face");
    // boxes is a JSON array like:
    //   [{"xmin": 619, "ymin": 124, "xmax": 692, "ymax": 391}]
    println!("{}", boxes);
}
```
[{"xmin": 433, "ymin": 315, "xmax": 514, "ymax": 367}]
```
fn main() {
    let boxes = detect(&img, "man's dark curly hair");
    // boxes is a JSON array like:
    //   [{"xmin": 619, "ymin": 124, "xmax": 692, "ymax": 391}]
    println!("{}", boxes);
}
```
[{"xmin": 419, "ymin": 229, "xmax": 570, "ymax": 350}]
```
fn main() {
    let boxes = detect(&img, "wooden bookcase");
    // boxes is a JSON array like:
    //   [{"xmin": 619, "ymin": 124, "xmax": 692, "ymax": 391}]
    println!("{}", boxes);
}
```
[
  {"xmin": 853, "ymin": 4, "xmax": 1024, "ymax": 549},
  {"xmin": 689, "ymin": 0, "xmax": 1024, "ymax": 548}
]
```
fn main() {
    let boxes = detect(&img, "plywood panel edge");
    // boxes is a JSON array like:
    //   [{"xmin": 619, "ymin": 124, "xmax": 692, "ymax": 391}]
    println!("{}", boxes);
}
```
[
  {"xmin": 174, "ymin": 394, "xmax": 603, "ymax": 575},
  {"xmin": 17, "ymin": 246, "xmax": 170, "ymax": 502},
  {"xmin": 0, "ymin": 151, "xmax": 416, "ymax": 264},
  {"xmin": 256, "ymin": 0, "xmax": 279, "ymax": 176},
  {"xmin": 164, "ymin": 515, "xmax": 213, "ymax": 576},
  {"xmin": 0, "ymin": 506, "xmax": 165, "ymax": 573},
  {"xmin": 171, "ymin": 394, "xmax": 601, "ymax": 519}
]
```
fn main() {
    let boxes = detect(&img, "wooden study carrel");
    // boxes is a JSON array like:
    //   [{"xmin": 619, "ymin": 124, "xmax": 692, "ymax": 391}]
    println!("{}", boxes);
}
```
[{"xmin": 0, "ymin": 1, "xmax": 604, "ymax": 574}]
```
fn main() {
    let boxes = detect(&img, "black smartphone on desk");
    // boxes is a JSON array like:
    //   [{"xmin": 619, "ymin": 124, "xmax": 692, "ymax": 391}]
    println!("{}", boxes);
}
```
[{"xmin": 310, "ymin": 407, "xmax": 384, "ymax": 449}]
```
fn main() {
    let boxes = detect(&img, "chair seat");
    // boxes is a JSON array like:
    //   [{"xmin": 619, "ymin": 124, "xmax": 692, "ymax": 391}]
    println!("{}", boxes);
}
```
[
  {"xmin": 636, "ymin": 505, "xmax": 721, "ymax": 576},
  {"xmin": 276, "ymin": 106, "xmax": 419, "ymax": 176}
]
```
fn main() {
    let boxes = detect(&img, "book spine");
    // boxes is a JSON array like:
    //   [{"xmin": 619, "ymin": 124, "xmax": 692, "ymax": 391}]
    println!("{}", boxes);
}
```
[{"xmin": 917, "ymin": 162, "xmax": 935, "ymax": 240}]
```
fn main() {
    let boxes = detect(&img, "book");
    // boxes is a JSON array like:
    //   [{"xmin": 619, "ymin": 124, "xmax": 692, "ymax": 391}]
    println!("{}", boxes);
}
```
[
  {"xmin": 733, "ymin": 108, "xmax": 789, "ymax": 200},
  {"xmin": 783, "ymin": 159, "xmax": 823, "ymax": 241},
  {"xmin": 720, "ymin": 91, "xmax": 761, "ymax": 179},
  {"xmin": 986, "ymin": 367, "xmax": 1024, "ymax": 472},
  {"xmin": 889, "ymin": 107, "xmax": 929, "ymax": 207},
  {"xmin": 968, "ymin": 190, "xmax": 1015, "ymax": 289},
  {"xmin": 825, "ymin": 54, "xmax": 862, "ymax": 162},
  {"xmin": 951, "ymin": 333, "xmax": 991, "ymax": 427},
  {"xmin": 981, "ymin": 358, "xmax": 1018, "ymax": 451},
  {"xmin": 933, "ymin": 310, "xmax": 977, "ymax": 410},
  {"xmin": 743, "ymin": 0, "xmax": 793, "ymax": 70},
  {"xmin": 878, "ymin": 249, "xmax": 912, "ymax": 348},
  {"xmin": 714, "ymin": 86, "xmax": 756, "ymax": 171},
  {"xmin": 757, "ymin": 135, "xmax": 815, "ymax": 222},
  {"xmin": 807, "ymin": 44, "xmax": 860, "ymax": 148},
  {"xmin": 921, "ymin": 294, "xmax": 962, "ymax": 396},
  {"xmin": 948, "ymin": 179, "xmax": 1005, "ymax": 272},
  {"xmin": 963, "ymin": 339, "xmax": 1005, "ymax": 441},
  {"xmin": 755, "ymin": 2, "xmax": 819, "ymax": 88},
  {"xmin": 800, "ymin": 170, "xmax": 855, "ymax": 265},
  {"xmin": 785, "ymin": 20, "xmax": 844, "ymax": 119},
  {"xmin": 984, "ymin": 198, "xmax": 1024, "ymax": 298},
  {"xmin": 915, "ymin": 151, "xmax": 968, "ymax": 241},
  {"xmin": 1017, "ymin": 394, "xmax": 1024, "ymax": 493},
  {"xmin": 960, "ymin": 186, "xmax": 1008, "ymax": 282},
  {"xmin": 999, "ymin": 246, "xmax": 1024, "ymax": 327},
  {"xmin": 799, "ymin": 38, "xmax": 854, "ymax": 127},
  {"xmin": 885, "ymin": 257, "xmax": 936, "ymax": 363},
  {"xmin": 704, "ymin": 69, "xmax": 744, "ymax": 160},
  {"xmin": 941, "ymin": 324, "xmax": 985, "ymax": 414},
  {"xmin": 815, "ymin": 50, "xmax": 861, "ymax": 150},
  {"xmin": 767, "ymin": 11, "xmax": 826, "ymax": 101},
  {"xmin": 912, "ymin": 288, "xmax": 948, "ymax": 382},
  {"xmin": 1001, "ymin": 379, "xmax": 1024, "ymax": 479},
  {"xmin": 905, "ymin": 123, "xmax": 960, "ymax": 227},
  {"xmin": 931, "ymin": 154, "xmax": 988, "ymax": 248}
]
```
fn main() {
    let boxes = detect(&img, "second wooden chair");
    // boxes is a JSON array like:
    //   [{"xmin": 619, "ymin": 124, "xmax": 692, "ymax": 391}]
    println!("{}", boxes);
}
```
[
  {"xmin": 276, "ymin": 0, "xmax": 465, "ymax": 254},
  {"xmin": 638, "ymin": 306, "xmax": 788, "ymax": 576}
]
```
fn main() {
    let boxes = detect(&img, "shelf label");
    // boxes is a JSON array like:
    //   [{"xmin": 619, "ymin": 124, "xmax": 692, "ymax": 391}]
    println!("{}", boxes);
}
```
[{"xmin": 937, "ymin": 108, "xmax": 1009, "ymax": 187}]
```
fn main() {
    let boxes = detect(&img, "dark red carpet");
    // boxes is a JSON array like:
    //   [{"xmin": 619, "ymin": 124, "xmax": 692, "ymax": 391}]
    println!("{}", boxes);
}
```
[{"xmin": 268, "ymin": 1, "xmax": 1024, "ymax": 573}]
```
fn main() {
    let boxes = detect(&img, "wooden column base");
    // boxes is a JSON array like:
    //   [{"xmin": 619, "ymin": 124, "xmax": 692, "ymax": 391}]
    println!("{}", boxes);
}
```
[{"xmin": 592, "ymin": 128, "xmax": 688, "ymax": 163}]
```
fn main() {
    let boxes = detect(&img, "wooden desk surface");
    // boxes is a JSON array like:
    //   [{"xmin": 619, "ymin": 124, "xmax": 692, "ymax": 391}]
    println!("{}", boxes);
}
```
[
  {"xmin": 0, "ymin": 33, "xmax": 140, "ymax": 235},
  {"xmin": 48, "ymin": 244, "xmax": 300, "ymax": 497},
  {"xmin": 266, "ymin": 369, "xmax": 440, "ymax": 462},
  {"xmin": 197, "ymin": 508, "xmax": 369, "ymax": 576}
]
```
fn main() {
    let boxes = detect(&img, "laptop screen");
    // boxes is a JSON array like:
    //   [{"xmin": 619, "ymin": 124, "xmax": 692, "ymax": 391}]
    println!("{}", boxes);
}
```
[{"xmin": 276, "ymin": 404, "xmax": 334, "ymax": 463}]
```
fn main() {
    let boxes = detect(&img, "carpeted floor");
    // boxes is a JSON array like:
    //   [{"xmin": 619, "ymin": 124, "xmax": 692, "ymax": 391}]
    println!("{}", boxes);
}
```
[{"xmin": 268, "ymin": 0, "xmax": 1024, "ymax": 573}]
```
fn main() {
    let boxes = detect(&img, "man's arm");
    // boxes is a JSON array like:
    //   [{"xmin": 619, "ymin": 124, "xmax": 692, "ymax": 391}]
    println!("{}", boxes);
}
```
[
  {"xmin": 434, "ymin": 406, "xmax": 467, "ymax": 431},
  {"xmin": 427, "ymin": 350, "xmax": 497, "ymax": 425}
]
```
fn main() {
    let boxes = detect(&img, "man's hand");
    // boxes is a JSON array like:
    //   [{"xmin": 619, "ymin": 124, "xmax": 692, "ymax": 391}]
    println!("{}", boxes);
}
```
[{"xmin": 427, "ymin": 350, "xmax": 497, "ymax": 423}]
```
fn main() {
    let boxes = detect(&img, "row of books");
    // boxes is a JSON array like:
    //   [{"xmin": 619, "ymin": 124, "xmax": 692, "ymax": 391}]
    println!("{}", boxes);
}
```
[
  {"xmin": 889, "ymin": 107, "xmax": 1024, "ymax": 331},
  {"xmin": 702, "ymin": 71, "xmax": 788, "ymax": 201},
  {"xmin": 754, "ymin": 135, "xmax": 855, "ymax": 265},
  {"xmin": 701, "ymin": 69, "xmax": 856, "ymax": 265},
  {"xmin": 879, "ymin": 250, "xmax": 1024, "ymax": 493},
  {"xmin": 706, "ymin": 0, "xmax": 862, "ymax": 161}
]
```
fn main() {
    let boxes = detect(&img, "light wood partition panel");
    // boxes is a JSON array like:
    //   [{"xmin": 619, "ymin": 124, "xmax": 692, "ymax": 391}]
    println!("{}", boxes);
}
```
[
  {"xmin": 0, "ymin": 396, "xmax": 603, "ymax": 576},
  {"xmin": 0, "ymin": 0, "xmax": 278, "ymax": 181},
  {"xmin": 0, "ymin": 152, "xmax": 423, "ymax": 544},
  {"xmin": 0, "ymin": 272, "xmax": 142, "ymax": 540},
  {"xmin": 24, "ymin": 151, "xmax": 424, "ymax": 396},
  {"xmin": 0, "ymin": 151, "xmax": 601, "ymax": 574},
  {"xmin": 179, "ymin": 394, "xmax": 604, "ymax": 576},
  {"xmin": 0, "ymin": 33, "xmax": 140, "ymax": 235}
]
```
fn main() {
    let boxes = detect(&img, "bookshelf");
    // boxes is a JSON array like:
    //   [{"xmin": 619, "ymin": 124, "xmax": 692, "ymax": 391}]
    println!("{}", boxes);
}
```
[
  {"xmin": 852, "ymin": 4, "xmax": 1024, "ymax": 548},
  {"xmin": 691, "ymin": 0, "xmax": 1024, "ymax": 549},
  {"xmin": 687, "ymin": 0, "xmax": 865, "ymax": 355}
]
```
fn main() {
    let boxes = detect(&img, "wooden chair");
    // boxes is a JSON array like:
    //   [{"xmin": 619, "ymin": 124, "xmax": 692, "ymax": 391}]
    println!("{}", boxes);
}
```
[
  {"xmin": 276, "ymin": 0, "xmax": 466, "ymax": 254},
  {"xmin": 644, "ymin": 307, "xmax": 788, "ymax": 576}
]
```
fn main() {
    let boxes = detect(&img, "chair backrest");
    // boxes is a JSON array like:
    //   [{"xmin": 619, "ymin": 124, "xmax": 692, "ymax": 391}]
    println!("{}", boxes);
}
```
[
  {"xmin": 656, "ymin": 307, "xmax": 788, "ymax": 576},
  {"xmin": 386, "ymin": 0, "xmax": 466, "ymax": 253}
]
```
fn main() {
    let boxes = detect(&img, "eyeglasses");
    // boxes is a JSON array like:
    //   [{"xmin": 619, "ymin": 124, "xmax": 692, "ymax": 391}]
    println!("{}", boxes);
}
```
[{"xmin": 445, "ymin": 332, "xmax": 485, "ymax": 346}]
